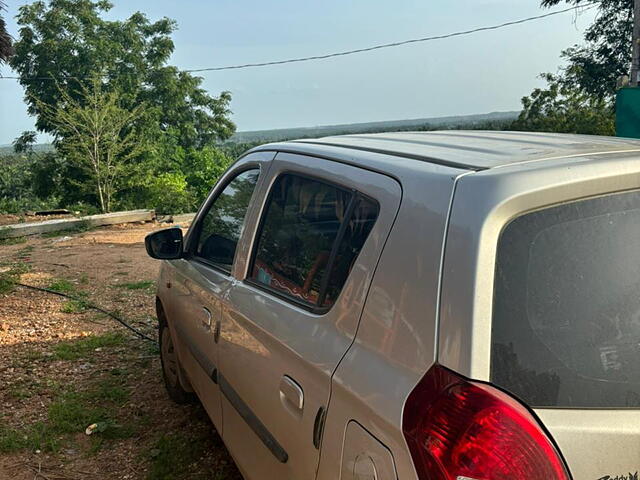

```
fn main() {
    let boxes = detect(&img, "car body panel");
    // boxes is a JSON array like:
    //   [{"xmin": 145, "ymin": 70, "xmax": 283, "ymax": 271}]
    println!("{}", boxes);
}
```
[{"xmin": 218, "ymin": 151, "xmax": 402, "ymax": 480}]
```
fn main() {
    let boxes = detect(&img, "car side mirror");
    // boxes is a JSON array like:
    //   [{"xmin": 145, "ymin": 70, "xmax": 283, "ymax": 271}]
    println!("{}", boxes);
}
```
[{"xmin": 145, "ymin": 228, "xmax": 184, "ymax": 260}]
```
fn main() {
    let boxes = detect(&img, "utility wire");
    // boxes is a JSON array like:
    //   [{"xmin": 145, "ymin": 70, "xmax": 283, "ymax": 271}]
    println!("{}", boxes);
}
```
[
  {"xmin": 0, "ymin": 3, "xmax": 596, "ymax": 81},
  {"xmin": 185, "ymin": 3, "xmax": 597, "ymax": 73}
]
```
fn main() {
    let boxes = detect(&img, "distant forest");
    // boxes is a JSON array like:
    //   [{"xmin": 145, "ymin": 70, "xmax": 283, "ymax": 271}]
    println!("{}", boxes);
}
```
[{"xmin": 228, "ymin": 111, "xmax": 520, "ymax": 144}]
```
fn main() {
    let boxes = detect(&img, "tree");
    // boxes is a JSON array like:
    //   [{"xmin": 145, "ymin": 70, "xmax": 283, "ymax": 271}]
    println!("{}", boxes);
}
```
[
  {"xmin": 0, "ymin": 1, "xmax": 12, "ymax": 64},
  {"xmin": 515, "ymin": 1, "xmax": 631, "ymax": 134},
  {"xmin": 513, "ymin": 73, "xmax": 615, "ymax": 135},
  {"xmin": 10, "ymin": 0, "xmax": 235, "ymax": 147},
  {"xmin": 541, "ymin": 0, "xmax": 632, "ymax": 100},
  {"xmin": 38, "ymin": 77, "xmax": 147, "ymax": 213},
  {"xmin": 8, "ymin": 0, "xmax": 237, "ymax": 213}
]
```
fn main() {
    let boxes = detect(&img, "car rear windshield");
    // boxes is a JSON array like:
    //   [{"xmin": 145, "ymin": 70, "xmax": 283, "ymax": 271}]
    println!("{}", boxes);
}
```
[{"xmin": 491, "ymin": 190, "xmax": 640, "ymax": 408}]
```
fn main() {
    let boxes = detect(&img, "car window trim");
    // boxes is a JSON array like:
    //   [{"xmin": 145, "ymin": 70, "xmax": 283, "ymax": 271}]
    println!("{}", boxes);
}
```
[
  {"xmin": 189, "ymin": 255, "xmax": 233, "ymax": 277},
  {"xmin": 316, "ymin": 193, "xmax": 359, "ymax": 306},
  {"xmin": 188, "ymin": 166, "xmax": 262, "ymax": 274},
  {"xmin": 244, "ymin": 277, "xmax": 329, "ymax": 315},
  {"xmin": 244, "ymin": 170, "xmax": 379, "ymax": 314}
]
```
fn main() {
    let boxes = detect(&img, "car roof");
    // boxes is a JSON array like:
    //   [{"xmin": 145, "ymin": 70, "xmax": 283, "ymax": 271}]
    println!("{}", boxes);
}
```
[{"xmin": 280, "ymin": 130, "xmax": 640, "ymax": 170}]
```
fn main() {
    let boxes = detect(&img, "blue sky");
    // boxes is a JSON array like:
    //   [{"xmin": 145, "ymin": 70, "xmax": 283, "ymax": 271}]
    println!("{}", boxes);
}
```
[{"xmin": 0, "ymin": 0, "xmax": 595, "ymax": 145}]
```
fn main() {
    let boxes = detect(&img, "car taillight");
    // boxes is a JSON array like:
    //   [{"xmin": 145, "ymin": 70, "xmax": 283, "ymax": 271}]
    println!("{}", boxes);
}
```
[{"xmin": 402, "ymin": 364, "xmax": 570, "ymax": 480}]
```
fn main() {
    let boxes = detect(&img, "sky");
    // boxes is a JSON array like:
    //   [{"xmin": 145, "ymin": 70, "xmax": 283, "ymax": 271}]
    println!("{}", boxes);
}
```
[{"xmin": 0, "ymin": 0, "xmax": 596, "ymax": 145}]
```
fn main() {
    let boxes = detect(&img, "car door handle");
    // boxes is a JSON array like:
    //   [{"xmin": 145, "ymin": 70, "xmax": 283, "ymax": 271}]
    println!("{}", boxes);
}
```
[
  {"xmin": 279, "ymin": 375, "xmax": 304, "ymax": 411},
  {"xmin": 201, "ymin": 306, "xmax": 212, "ymax": 329}
]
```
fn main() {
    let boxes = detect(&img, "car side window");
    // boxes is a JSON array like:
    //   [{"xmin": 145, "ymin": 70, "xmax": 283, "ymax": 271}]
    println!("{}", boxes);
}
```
[
  {"xmin": 194, "ymin": 169, "xmax": 260, "ymax": 273},
  {"xmin": 249, "ymin": 173, "xmax": 378, "ymax": 309}
]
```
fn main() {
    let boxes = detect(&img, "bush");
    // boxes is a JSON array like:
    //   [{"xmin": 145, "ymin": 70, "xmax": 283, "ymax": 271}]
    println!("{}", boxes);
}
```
[{"xmin": 146, "ymin": 172, "xmax": 193, "ymax": 215}]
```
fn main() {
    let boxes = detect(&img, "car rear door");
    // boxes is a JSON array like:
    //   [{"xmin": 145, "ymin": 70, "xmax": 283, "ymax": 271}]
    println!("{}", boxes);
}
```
[
  {"xmin": 491, "ymin": 189, "xmax": 640, "ymax": 480},
  {"xmin": 218, "ymin": 152, "xmax": 401, "ymax": 480},
  {"xmin": 438, "ymin": 159, "xmax": 640, "ymax": 480}
]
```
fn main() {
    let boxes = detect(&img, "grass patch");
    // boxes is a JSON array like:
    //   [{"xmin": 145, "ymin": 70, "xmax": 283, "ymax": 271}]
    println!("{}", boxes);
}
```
[
  {"xmin": 15, "ymin": 245, "xmax": 35, "ymax": 261},
  {"xmin": 116, "ymin": 280, "xmax": 154, "ymax": 290},
  {"xmin": 60, "ymin": 298, "xmax": 90, "ymax": 314},
  {"xmin": 0, "ymin": 422, "xmax": 59, "ymax": 453},
  {"xmin": 52, "ymin": 332, "xmax": 126, "ymax": 361},
  {"xmin": 0, "ymin": 424, "xmax": 26, "ymax": 452},
  {"xmin": 54, "ymin": 283, "xmax": 90, "ymax": 313},
  {"xmin": 1, "ymin": 374, "xmax": 133, "ymax": 454},
  {"xmin": 48, "ymin": 278, "xmax": 76, "ymax": 293},
  {"xmin": 0, "ymin": 236, "xmax": 26, "ymax": 246},
  {"xmin": 8, "ymin": 386, "xmax": 33, "ymax": 400},
  {"xmin": 48, "ymin": 378, "xmax": 133, "ymax": 440},
  {"xmin": 0, "ymin": 273, "xmax": 16, "ymax": 295},
  {"xmin": 0, "ymin": 261, "xmax": 31, "ymax": 295},
  {"xmin": 147, "ymin": 433, "xmax": 208, "ymax": 480}
]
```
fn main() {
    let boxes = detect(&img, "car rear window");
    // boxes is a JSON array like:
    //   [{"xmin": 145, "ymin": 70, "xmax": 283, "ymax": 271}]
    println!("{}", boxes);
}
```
[{"xmin": 491, "ymin": 190, "xmax": 640, "ymax": 408}]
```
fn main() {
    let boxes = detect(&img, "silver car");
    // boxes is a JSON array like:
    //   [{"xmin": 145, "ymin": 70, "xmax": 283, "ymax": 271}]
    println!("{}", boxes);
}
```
[{"xmin": 145, "ymin": 131, "xmax": 640, "ymax": 480}]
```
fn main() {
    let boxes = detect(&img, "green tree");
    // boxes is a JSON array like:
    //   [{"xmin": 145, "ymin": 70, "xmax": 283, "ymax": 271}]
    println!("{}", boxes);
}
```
[
  {"xmin": 514, "ymin": 73, "xmax": 615, "ymax": 135},
  {"xmin": 0, "ymin": 1, "xmax": 11, "ymax": 64},
  {"xmin": 10, "ymin": 0, "xmax": 235, "ymax": 148},
  {"xmin": 516, "ymin": 1, "xmax": 631, "ymax": 135},
  {"xmin": 129, "ymin": 145, "xmax": 234, "ymax": 214},
  {"xmin": 541, "ymin": 0, "xmax": 632, "ymax": 100},
  {"xmin": 8, "ymin": 0, "xmax": 237, "ymax": 213},
  {"xmin": 38, "ymin": 77, "xmax": 147, "ymax": 212}
]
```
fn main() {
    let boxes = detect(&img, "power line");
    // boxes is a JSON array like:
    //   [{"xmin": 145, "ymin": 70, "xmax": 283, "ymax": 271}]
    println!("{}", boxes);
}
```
[
  {"xmin": 185, "ymin": 3, "xmax": 597, "ymax": 73},
  {"xmin": 0, "ymin": 3, "xmax": 597, "ymax": 81}
]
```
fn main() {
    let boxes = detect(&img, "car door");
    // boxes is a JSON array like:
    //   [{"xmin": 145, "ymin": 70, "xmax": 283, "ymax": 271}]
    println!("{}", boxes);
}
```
[
  {"xmin": 163, "ymin": 151, "xmax": 273, "ymax": 431},
  {"xmin": 218, "ymin": 152, "xmax": 402, "ymax": 480}
]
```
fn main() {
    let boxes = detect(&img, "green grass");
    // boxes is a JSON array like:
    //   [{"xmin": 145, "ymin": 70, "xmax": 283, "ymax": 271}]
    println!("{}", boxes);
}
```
[
  {"xmin": 8, "ymin": 386, "xmax": 33, "ymax": 400},
  {"xmin": 0, "ymin": 374, "xmax": 134, "ymax": 454},
  {"xmin": 48, "ymin": 278, "xmax": 76, "ymax": 293},
  {"xmin": 48, "ymin": 377, "xmax": 134, "ymax": 442},
  {"xmin": 0, "ymin": 236, "xmax": 27, "ymax": 246},
  {"xmin": 15, "ymin": 245, "xmax": 35, "ymax": 261},
  {"xmin": 50, "ymin": 280, "xmax": 90, "ymax": 313},
  {"xmin": 147, "ymin": 433, "xmax": 209, "ymax": 480},
  {"xmin": 0, "ymin": 424, "xmax": 26, "ymax": 452},
  {"xmin": 60, "ymin": 298, "xmax": 90, "ymax": 313},
  {"xmin": 116, "ymin": 280, "xmax": 154, "ymax": 290},
  {"xmin": 52, "ymin": 332, "xmax": 126, "ymax": 361},
  {"xmin": 0, "ymin": 422, "xmax": 59, "ymax": 453},
  {"xmin": 0, "ymin": 261, "xmax": 31, "ymax": 295},
  {"xmin": 0, "ymin": 273, "xmax": 16, "ymax": 295}
]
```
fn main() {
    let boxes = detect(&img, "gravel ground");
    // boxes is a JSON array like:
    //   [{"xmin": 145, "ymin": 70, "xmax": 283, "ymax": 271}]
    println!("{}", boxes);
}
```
[{"xmin": 0, "ymin": 222, "xmax": 241, "ymax": 480}]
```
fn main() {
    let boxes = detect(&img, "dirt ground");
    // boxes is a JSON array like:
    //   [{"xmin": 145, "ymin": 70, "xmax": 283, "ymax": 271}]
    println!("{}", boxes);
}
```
[{"xmin": 0, "ymin": 222, "xmax": 242, "ymax": 480}]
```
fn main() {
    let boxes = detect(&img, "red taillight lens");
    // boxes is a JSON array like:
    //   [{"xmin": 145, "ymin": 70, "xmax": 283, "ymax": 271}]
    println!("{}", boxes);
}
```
[{"xmin": 403, "ymin": 364, "xmax": 570, "ymax": 480}]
